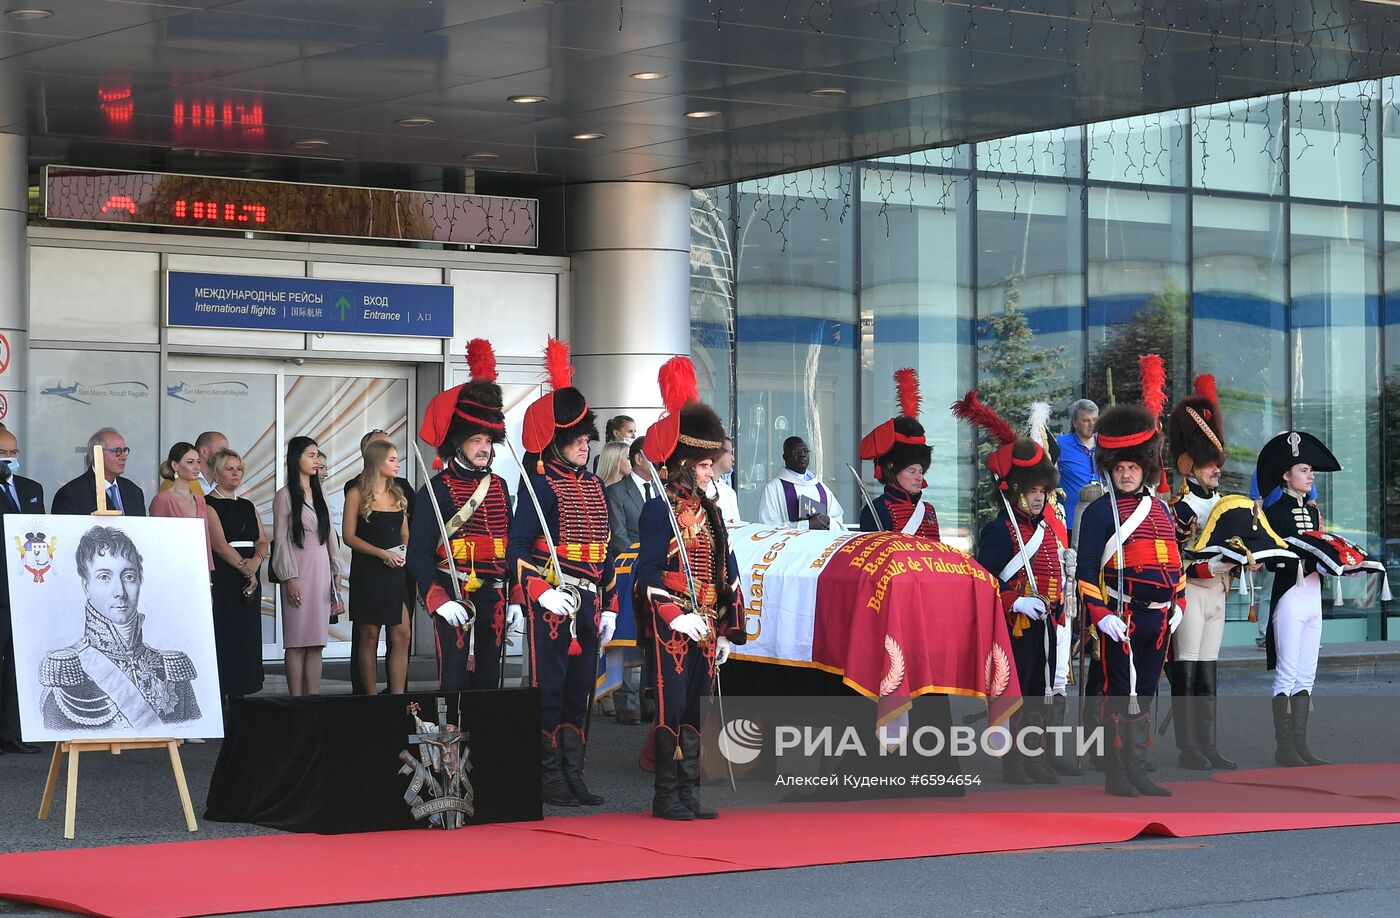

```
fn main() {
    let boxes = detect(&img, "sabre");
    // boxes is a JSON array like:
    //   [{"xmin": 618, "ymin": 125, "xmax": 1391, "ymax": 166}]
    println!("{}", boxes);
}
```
[
  {"xmin": 501, "ymin": 438, "xmax": 580, "ymax": 615},
  {"xmin": 646, "ymin": 463, "xmax": 737, "ymax": 792},
  {"xmin": 409, "ymin": 442, "xmax": 471, "ymax": 622},
  {"xmin": 845, "ymin": 463, "xmax": 883, "ymax": 531},
  {"xmin": 1000, "ymin": 492, "xmax": 1052, "ymax": 701}
]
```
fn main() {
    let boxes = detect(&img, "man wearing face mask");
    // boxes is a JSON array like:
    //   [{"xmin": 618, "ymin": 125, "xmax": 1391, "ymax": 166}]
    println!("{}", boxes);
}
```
[
  {"xmin": 409, "ymin": 338, "xmax": 516, "ymax": 693},
  {"xmin": 759, "ymin": 436, "xmax": 844, "ymax": 530},
  {"xmin": 0, "ymin": 426, "xmax": 43, "ymax": 753},
  {"xmin": 508, "ymin": 337, "xmax": 617, "ymax": 808}
]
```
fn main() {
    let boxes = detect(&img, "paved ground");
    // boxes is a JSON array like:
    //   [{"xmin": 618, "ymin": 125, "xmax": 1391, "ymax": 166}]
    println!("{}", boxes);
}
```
[{"xmin": 0, "ymin": 651, "xmax": 1396, "ymax": 915}]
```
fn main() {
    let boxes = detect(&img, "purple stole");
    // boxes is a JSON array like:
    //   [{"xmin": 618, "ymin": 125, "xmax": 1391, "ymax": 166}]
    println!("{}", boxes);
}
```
[{"xmin": 780, "ymin": 479, "xmax": 829, "ymax": 523}]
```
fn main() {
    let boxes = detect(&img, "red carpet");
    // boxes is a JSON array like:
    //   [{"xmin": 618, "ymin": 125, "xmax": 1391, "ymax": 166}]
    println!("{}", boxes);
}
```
[{"xmin": 2, "ymin": 767, "xmax": 1398, "ymax": 918}]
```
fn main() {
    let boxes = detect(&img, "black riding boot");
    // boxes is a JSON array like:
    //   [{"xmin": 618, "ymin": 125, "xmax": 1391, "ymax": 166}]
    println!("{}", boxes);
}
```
[
  {"xmin": 1167, "ymin": 661, "xmax": 1210, "ymax": 769},
  {"xmin": 1021, "ymin": 702, "xmax": 1059, "ymax": 785},
  {"xmin": 1001, "ymin": 712, "xmax": 1032, "ymax": 785},
  {"xmin": 1103, "ymin": 716, "xmax": 1138, "ymax": 798},
  {"xmin": 1046, "ymin": 694, "xmax": 1082, "ymax": 776},
  {"xmin": 541, "ymin": 733, "xmax": 579, "ymax": 807},
  {"xmin": 1193, "ymin": 661, "xmax": 1235, "ymax": 769},
  {"xmin": 557, "ymin": 728, "xmax": 604, "ymax": 805},
  {"xmin": 677, "ymin": 728, "xmax": 718, "ymax": 819},
  {"xmin": 1273, "ymin": 693, "xmax": 1304, "ymax": 767},
  {"xmin": 1124, "ymin": 716, "xmax": 1171, "ymax": 797},
  {"xmin": 651, "ymin": 730, "xmax": 694, "ymax": 820},
  {"xmin": 1290, "ymin": 691, "xmax": 1329, "ymax": 766}
]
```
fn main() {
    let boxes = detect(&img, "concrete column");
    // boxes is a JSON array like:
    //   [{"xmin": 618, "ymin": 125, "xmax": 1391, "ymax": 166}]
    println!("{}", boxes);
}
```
[
  {"xmin": 0, "ymin": 133, "xmax": 26, "ymax": 436},
  {"xmin": 566, "ymin": 182, "xmax": 691, "ymax": 431}
]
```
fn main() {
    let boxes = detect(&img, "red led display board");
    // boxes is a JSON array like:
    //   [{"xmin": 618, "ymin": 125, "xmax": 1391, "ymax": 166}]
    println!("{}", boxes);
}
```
[{"xmin": 43, "ymin": 166, "xmax": 537, "ymax": 248}]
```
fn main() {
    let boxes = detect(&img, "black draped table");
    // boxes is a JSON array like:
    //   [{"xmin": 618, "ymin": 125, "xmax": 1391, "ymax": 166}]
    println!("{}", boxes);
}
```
[{"xmin": 205, "ymin": 689, "xmax": 541, "ymax": 834}]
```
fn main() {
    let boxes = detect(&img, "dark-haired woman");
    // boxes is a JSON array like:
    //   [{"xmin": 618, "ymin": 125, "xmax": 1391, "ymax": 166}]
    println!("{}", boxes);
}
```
[{"xmin": 272, "ymin": 436, "xmax": 344, "ymax": 696}]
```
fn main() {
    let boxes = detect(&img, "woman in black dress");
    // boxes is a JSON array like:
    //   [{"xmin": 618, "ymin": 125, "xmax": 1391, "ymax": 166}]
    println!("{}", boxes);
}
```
[
  {"xmin": 204, "ymin": 449, "xmax": 268, "ymax": 699},
  {"xmin": 343, "ymin": 439, "xmax": 411, "ymax": 694}
]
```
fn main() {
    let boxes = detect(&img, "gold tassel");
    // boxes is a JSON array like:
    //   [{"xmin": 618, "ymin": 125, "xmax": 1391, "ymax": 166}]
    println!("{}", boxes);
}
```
[{"xmin": 464, "ymin": 543, "xmax": 482, "ymax": 592}]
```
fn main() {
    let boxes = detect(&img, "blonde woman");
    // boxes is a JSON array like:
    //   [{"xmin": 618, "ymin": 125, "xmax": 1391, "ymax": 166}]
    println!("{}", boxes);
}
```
[
  {"xmin": 595, "ymin": 440, "xmax": 632, "ymax": 488},
  {"xmin": 343, "ymin": 440, "xmax": 411, "ymax": 694},
  {"xmin": 204, "ymin": 449, "xmax": 268, "ymax": 698}
]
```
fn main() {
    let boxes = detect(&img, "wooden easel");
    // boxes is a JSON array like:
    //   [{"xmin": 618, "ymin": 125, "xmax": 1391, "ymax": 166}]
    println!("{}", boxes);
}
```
[
  {"xmin": 38, "ymin": 739, "xmax": 198, "ymax": 839},
  {"xmin": 32, "ymin": 446, "xmax": 196, "ymax": 839}
]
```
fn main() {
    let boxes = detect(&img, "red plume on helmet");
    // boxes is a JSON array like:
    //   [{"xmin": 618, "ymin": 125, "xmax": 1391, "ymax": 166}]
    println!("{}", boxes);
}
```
[
  {"xmin": 467, "ymin": 337, "xmax": 498, "ymax": 383},
  {"xmin": 952, "ymin": 389, "xmax": 1053, "ymax": 494},
  {"xmin": 545, "ymin": 336, "xmax": 573, "ymax": 391},
  {"xmin": 644, "ymin": 356, "xmax": 725, "ymax": 474},
  {"xmin": 1168, "ymin": 372, "xmax": 1226, "ymax": 476},
  {"xmin": 419, "ymin": 337, "xmax": 505, "ymax": 460},
  {"xmin": 521, "ymin": 337, "xmax": 597, "ymax": 468},
  {"xmin": 1139, "ymin": 353, "xmax": 1167, "ymax": 420},
  {"xmin": 860, "ymin": 368, "xmax": 931, "ymax": 481},
  {"xmin": 1193, "ymin": 373, "xmax": 1217, "ymax": 406}
]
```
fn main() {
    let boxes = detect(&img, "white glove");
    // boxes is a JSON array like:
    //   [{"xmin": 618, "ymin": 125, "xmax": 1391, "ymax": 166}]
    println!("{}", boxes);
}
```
[
  {"xmin": 669, "ymin": 612, "xmax": 709, "ymax": 642},
  {"xmin": 434, "ymin": 601, "xmax": 471, "ymax": 628},
  {"xmin": 505, "ymin": 603, "xmax": 524, "ymax": 633},
  {"xmin": 715, "ymin": 635, "xmax": 733, "ymax": 666},
  {"xmin": 1168, "ymin": 607, "xmax": 1183, "ymax": 634},
  {"xmin": 1207, "ymin": 559, "xmax": 1236, "ymax": 577},
  {"xmin": 598, "ymin": 611, "xmax": 617, "ymax": 646},
  {"xmin": 1011, "ymin": 596, "xmax": 1046, "ymax": 621},
  {"xmin": 537, "ymin": 587, "xmax": 580, "ymax": 617},
  {"xmin": 1097, "ymin": 614, "xmax": 1129, "ymax": 643}
]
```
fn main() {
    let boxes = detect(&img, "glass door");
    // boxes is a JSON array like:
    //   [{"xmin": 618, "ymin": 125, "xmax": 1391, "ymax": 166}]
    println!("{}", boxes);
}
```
[{"xmin": 164, "ymin": 357, "xmax": 414, "ymax": 661}]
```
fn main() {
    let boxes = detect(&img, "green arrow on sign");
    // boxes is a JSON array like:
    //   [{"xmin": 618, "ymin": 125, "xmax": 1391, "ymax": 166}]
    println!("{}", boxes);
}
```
[{"xmin": 334, "ymin": 296, "xmax": 350, "ymax": 320}]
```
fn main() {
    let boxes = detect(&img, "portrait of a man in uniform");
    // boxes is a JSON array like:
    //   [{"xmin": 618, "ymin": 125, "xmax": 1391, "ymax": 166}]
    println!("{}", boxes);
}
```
[{"xmin": 38, "ymin": 526, "xmax": 200, "ymax": 731}]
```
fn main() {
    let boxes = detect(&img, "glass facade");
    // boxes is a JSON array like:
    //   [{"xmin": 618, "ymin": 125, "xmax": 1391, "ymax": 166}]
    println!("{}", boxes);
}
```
[{"xmin": 693, "ymin": 77, "xmax": 1400, "ymax": 644}]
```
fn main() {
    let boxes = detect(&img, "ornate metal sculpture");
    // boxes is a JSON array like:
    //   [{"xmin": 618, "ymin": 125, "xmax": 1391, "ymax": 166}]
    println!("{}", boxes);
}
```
[{"xmin": 399, "ymin": 698, "xmax": 475, "ymax": 829}]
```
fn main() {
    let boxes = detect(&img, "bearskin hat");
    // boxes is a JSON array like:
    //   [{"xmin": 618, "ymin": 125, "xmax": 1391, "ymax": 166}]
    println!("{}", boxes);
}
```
[
  {"xmin": 419, "ymin": 338, "xmax": 506, "ymax": 461},
  {"xmin": 1094, "ymin": 402, "xmax": 1162, "ymax": 486},
  {"xmin": 643, "ymin": 357, "xmax": 726, "ymax": 477},
  {"xmin": 521, "ymin": 337, "xmax": 599, "ymax": 465},
  {"xmin": 859, "ymin": 368, "xmax": 932, "ymax": 481},
  {"xmin": 951, "ymin": 390, "xmax": 1057, "ymax": 497},
  {"xmin": 1167, "ymin": 374, "xmax": 1226, "ymax": 476}
]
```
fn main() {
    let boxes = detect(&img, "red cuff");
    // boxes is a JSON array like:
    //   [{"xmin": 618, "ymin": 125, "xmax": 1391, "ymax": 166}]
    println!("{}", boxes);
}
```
[
  {"xmin": 656, "ymin": 601, "xmax": 683, "ymax": 625},
  {"xmin": 1086, "ymin": 600, "xmax": 1112, "ymax": 626},
  {"xmin": 526, "ymin": 577, "xmax": 551, "ymax": 602},
  {"xmin": 998, "ymin": 589, "xmax": 1020, "ymax": 617},
  {"xmin": 426, "ymin": 583, "xmax": 451, "ymax": 613}
]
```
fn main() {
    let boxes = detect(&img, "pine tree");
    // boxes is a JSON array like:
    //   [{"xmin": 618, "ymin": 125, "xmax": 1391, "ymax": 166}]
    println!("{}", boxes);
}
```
[{"xmin": 973, "ymin": 276, "xmax": 1072, "ymax": 524}]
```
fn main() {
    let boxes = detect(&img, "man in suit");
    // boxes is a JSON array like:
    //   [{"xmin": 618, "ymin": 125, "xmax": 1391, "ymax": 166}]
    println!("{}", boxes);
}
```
[
  {"xmin": 51, "ymin": 428, "xmax": 147, "ymax": 517},
  {"xmin": 0, "ymin": 426, "xmax": 45, "ymax": 753},
  {"xmin": 605, "ymin": 437, "xmax": 653, "ymax": 724}
]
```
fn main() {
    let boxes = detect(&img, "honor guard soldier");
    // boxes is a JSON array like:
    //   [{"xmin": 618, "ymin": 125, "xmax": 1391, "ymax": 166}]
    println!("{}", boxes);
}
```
[
  {"xmin": 956, "ymin": 391, "xmax": 1067, "ymax": 785},
  {"xmin": 858, "ymin": 369, "xmax": 940, "ymax": 538},
  {"xmin": 1257, "ymin": 431, "xmax": 1343, "ymax": 767},
  {"xmin": 633, "ymin": 357, "xmax": 745, "ymax": 820},
  {"xmin": 507, "ymin": 338, "xmax": 617, "ymax": 807},
  {"xmin": 1164, "ymin": 375, "xmax": 1237, "ymax": 770},
  {"xmin": 1074, "ymin": 355, "xmax": 1184, "ymax": 798},
  {"xmin": 409, "ymin": 338, "xmax": 517, "ymax": 692}
]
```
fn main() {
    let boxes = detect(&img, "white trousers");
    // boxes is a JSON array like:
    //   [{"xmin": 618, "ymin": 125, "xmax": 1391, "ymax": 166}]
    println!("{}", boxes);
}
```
[
  {"xmin": 1051, "ymin": 619, "xmax": 1071, "ymax": 695},
  {"xmin": 1174, "ymin": 576, "xmax": 1227, "ymax": 662},
  {"xmin": 1272, "ymin": 572, "xmax": 1323, "ymax": 696}
]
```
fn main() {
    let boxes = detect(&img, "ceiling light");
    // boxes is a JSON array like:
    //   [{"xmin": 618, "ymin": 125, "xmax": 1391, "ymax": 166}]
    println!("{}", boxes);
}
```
[
  {"xmin": 4, "ymin": 8, "xmax": 52, "ymax": 20},
  {"xmin": 806, "ymin": 87, "xmax": 847, "ymax": 98},
  {"xmin": 395, "ymin": 116, "xmax": 435, "ymax": 127},
  {"xmin": 508, "ymin": 94, "xmax": 548, "ymax": 104},
  {"xmin": 292, "ymin": 139, "xmax": 330, "ymax": 149},
  {"xmin": 462, "ymin": 152, "xmax": 499, "ymax": 162},
  {"xmin": 571, "ymin": 132, "xmax": 605, "ymax": 141},
  {"xmin": 631, "ymin": 71, "xmax": 670, "ymax": 81},
  {"xmin": 684, "ymin": 110, "xmax": 720, "ymax": 119}
]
